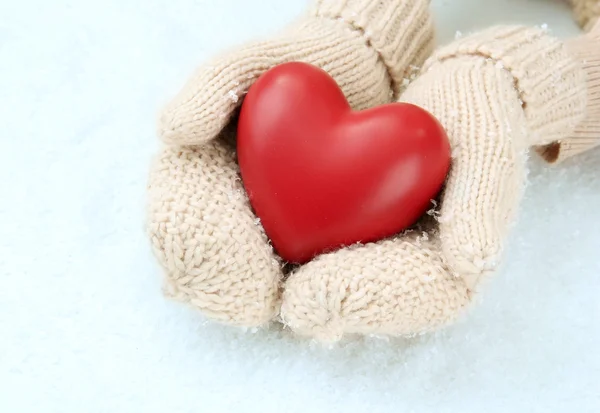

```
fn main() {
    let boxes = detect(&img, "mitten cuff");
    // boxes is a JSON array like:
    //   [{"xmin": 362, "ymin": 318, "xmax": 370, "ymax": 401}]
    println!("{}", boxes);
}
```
[
  {"xmin": 423, "ymin": 26, "xmax": 587, "ymax": 148},
  {"xmin": 310, "ymin": 0, "xmax": 434, "ymax": 96},
  {"xmin": 538, "ymin": 20, "xmax": 600, "ymax": 162}
]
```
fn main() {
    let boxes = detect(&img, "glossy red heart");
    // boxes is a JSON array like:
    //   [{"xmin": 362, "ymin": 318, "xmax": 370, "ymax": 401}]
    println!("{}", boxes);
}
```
[{"xmin": 237, "ymin": 62, "xmax": 450, "ymax": 264}]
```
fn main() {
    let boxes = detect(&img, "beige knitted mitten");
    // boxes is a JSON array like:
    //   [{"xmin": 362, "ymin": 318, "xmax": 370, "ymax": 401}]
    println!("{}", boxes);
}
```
[
  {"xmin": 280, "ymin": 25, "xmax": 593, "ymax": 342},
  {"xmin": 148, "ymin": 0, "xmax": 434, "ymax": 327}
]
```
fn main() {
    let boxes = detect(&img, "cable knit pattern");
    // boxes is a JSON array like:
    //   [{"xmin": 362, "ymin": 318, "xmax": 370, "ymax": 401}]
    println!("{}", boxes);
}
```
[
  {"xmin": 280, "ymin": 26, "xmax": 588, "ymax": 341},
  {"xmin": 158, "ymin": 0, "xmax": 433, "ymax": 146},
  {"xmin": 148, "ymin": 0, "xmax": 433, "ymax": 328}
]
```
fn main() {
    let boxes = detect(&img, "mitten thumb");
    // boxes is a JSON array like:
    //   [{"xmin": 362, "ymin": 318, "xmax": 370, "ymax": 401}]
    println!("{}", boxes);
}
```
[{"xmin": 401, "ymin": 25, "xmax": 588, "ymax": 289}]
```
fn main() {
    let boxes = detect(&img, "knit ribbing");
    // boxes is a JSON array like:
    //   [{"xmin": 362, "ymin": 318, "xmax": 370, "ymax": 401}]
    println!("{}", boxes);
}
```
[
  {"xmin": 405, "ymin": 56, "xmax": 529, "ymax": 286},
  {"xmin": 538, "ymin": 20, "xmax": 600, "ymax": 162},
  {"xmin": 158, "ymin": 0, "xmax": 433, "ymax": 146},
  {"xmin": 310, "ymin": 0, "xmax": 434, "ymax": 95},
  {"xmin": 424, "ymin": 26, "xmax": 587, "ymax": 148}
]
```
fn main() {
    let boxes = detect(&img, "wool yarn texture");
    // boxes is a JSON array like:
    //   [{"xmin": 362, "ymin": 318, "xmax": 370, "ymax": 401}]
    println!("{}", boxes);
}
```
[
  {"xmin": 148, "ymin": 0, "xmax": 434, "ymax": 328},
  {"xmin": 537, "ymin": 19, "xmax": 600, "ymax": 162},
  {"xmin": 280, "ymin": 25, "xmax": 593, "ymax": 341},
  {"xmin": 148, "ymin": 0, "xmax": 600, "ymax": 341}
]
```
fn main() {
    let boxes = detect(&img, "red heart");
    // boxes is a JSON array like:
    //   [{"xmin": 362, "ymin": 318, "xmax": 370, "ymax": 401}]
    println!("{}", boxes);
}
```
[{"xmin": 237, "ymin": 62, "xmax": 450, "ymax": 264}]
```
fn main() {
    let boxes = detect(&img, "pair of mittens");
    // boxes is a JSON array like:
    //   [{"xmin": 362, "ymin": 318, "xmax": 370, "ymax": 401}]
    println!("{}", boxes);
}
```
[{"xmin": 148, "ymin": 0, "xmax": 599, "ymax": 341}]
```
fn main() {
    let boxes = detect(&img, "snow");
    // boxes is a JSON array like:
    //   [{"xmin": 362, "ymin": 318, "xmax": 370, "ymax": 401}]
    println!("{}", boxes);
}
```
[{"xmin": 1, "ymin": 0, "xmax": 599, "ymax": 412}]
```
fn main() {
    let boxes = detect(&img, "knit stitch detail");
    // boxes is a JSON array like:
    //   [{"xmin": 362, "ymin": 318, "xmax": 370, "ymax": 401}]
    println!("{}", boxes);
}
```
[
  {"xmin": 310, "ymin": 0, "xmax": 433, "ymax": 96},
  {"xmin": 280, "ymin": 26, "xmax": 590, "ymax": 341},
  {"xmin": 423, "ymin": 26, "xmax": 587, "ymax": 148},
  {"xmin": 538, "ymin": 20, "xmax": 600, "ymax": 162}
]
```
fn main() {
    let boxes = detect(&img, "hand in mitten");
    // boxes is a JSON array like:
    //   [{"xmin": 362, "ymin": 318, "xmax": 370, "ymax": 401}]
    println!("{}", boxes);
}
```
[
  {"xmin": 148, "ymin": 0, "xmax": 434, "ymax": 326},
  {"xmin": 280, "ymin": 24, "xmax": 599, "ymax": 342}
]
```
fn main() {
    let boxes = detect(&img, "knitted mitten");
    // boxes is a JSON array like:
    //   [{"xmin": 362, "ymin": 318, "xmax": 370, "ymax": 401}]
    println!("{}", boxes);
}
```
[
  {"xmin": 568, "ymin": 0, "xmax": 600, "ymax": 32},
  {"xmin": 148, "ymin": 0, "xmax": 434, "ymax": 327},
  {"xmin": 280, "ymin": 25, "xmax": 594, "ymax": 342}
]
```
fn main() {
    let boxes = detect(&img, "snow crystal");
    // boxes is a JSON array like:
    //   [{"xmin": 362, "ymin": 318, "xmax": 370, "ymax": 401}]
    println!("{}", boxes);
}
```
[{"xmin": 227, "ymin": 90, "xmax": 239, "ymax": 103}]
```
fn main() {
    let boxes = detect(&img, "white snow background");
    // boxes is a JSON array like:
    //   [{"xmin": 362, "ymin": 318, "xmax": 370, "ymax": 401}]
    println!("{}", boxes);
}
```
[{"xmin": 1, "ymin": 0, "xmax": 599, "ymax": 412}]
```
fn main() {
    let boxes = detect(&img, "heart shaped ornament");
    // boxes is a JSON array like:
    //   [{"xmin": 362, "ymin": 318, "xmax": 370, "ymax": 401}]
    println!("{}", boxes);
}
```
[{"xmin": 237, "ymin": 62, "xmax": 450, "ymax": 264}]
